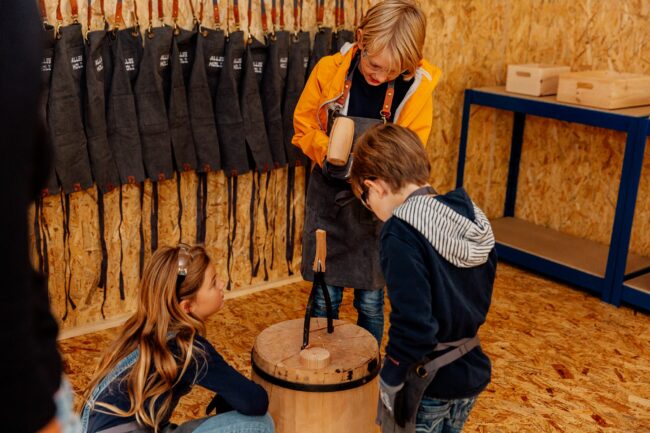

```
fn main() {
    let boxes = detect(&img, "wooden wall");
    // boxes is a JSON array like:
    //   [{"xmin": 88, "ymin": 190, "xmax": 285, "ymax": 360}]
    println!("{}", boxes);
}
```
[
  {"xmin": 33, "ymin": 0, "xmax": 650, "ymax": 333},
  {"xmin": 422, "ymin": 0, "xmax": 650, "ymax": 257}
]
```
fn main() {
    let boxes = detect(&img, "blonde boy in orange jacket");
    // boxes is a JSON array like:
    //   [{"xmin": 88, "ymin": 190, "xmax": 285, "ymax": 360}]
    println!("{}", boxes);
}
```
[{"xmin": 292, "ymin": 0, "xmax": 442, "ymax": 347}]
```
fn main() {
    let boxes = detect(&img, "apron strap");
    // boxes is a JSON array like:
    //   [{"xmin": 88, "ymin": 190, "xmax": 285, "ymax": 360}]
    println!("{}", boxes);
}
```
[
  {"xmin": 233, "ymin": 0, "xmax": 241, "ymax": 30},
  {"xmin": 212, "ymin": 0, "xmax": 221, "ymax": 28},
  {"xmin": 172, "ymin": 0, "xmax": 179, "ymax": 29},
  {"xmin": 260, "ymin": 0, "xmax": 269, "ymax": 34},
  {"xmin": 316, "ymin": 0, "xmax": 324, "ymax": 28},
  {"xmin": 39, "ymin": 0, "xmax": 48, "ymax": 23},
  {"xmin": 334, "ymin": 52, "xmax": 396, "ymax": 122},
  {"xmin": 98, "ymin": 189, "xmax": 108, "ymax": 319},
  {"xmin": 380, "ymin": 81, "xmax": 395, "ymax": 122},
  {"xmin": 419, "ymin": 336, "xmax": 480, "ymax": 377},
  {"xmin": 115, "ymin": 0, "xmax": 125, "ymax": 29}
]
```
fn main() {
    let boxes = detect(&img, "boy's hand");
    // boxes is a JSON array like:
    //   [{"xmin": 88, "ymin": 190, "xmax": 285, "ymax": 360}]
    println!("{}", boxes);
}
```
[{"xmin": 379, "ymin": 377, "xmax": 404, "ymax": 415}]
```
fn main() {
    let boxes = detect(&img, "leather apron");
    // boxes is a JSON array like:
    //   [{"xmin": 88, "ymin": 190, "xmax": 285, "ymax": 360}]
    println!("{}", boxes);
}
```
[
  {"xmin": 379, "ymin": 337, "xmax": 481, "ymax": 433},
  {"xmin": 300, "ymin": 57, "xmax": 395, "ymax": 291}
]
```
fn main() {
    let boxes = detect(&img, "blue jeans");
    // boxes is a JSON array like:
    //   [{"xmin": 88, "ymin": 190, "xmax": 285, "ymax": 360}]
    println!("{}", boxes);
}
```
[
  {"xmin": 415, "ymin": 396, "xmax": 477, "ymax": 433},
  {"xmin": 312, "ymin": 285, "xmax": 384, "ymax": 346},
  {"xmin": 189, "ymin": 412, "xmax": 274, "ymax": 433}
]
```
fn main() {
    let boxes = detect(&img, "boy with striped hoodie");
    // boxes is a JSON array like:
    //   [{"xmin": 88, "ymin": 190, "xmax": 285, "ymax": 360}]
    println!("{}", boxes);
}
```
[{"xmin": 350, "ymin": 123, "xmax": 497, "ymax": 433}]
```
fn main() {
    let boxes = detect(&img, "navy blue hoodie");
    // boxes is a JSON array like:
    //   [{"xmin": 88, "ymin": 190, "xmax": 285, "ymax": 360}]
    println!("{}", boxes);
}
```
[{"xmin": 379, "ymin": 188, "xmax": 497, "ymax": 399}]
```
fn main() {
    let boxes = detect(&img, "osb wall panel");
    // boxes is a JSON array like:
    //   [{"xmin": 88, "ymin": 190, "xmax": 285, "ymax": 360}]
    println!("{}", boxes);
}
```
[
  {"xmin": 37, "ymin": 0, "xmax": 650, "ymax": 331},
  {"xmin": 421, "ymin": 0, "xmax": 650, "ymax": 257},
  {"xmin": 35, "ymin": 0, "xmax": 349, "ymax": 331}
]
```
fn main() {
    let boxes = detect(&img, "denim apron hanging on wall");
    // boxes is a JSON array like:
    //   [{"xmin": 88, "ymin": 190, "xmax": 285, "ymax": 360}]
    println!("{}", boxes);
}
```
[
  {"xmin": 40, "ymin": 19, "xmax": 60, "ymax": 196},
  {"xmin": 189, "ymin": 4, "xmax": 223, "ymax": 174},
  {"xmin": 306, "ymin": 0, "xmax": 331, "ymax": 79},
  {"xmin": 241, "ymin": 0, "xmax": 273, "ymax": 173},
  {"xmin": 86, "ymin": 24, "xmax": 120, "ymax": 193},
  {"xmin": 241, "ymin": 0, "xmax": 273, "ymax": 278},
  {"xmin": 218, "ymin": 0, "xmax": 248, "ymax": 290},
  {"xmin": 134, "ymin": 0, "xmax": 175, "ymax": 253},
  {"xmin": 282, "ymin": 0, "xmax": 311, "ymax": 274},
  {"xmin": 331, "ymin": 0, "xmax": 354, "ymax": 54},
  {"xmin": 107, "ymin": 21, "xmax": 146, "ymax": 185},
  {"xmin": 134, "ymin": 23, "xmax": 174, "ymax": 181},
  {"xmin": 48, "ymin": 19, "xmax": 93, "ymax": 194},
  {"xmin": 190, "ymin": 2, "xmax": 224, "ymax": 243},
  {"xmin": 260, "ymin": 0, "xmax": 290, "ymax": 168},
  {"xmin": 85, "ymin": 0, "xmax": 121, "ymax": 318},
  {"xmin": 215, "ymin": 27, "xmax": 248, "ymax": 176},
  {"xmin": 106, "ymin": 0, "xmax": 147, "ymax": 298},
  {"xmin": 35, "ymin": 2, "xmax": 58, "ymax": 283},
  {"xmin": 169, "ymin": 0, "xmax": 198, "ymax": 174},
  {"xmin": 47, "ymin": 0, "xmax": 91, "ymax": 321}
]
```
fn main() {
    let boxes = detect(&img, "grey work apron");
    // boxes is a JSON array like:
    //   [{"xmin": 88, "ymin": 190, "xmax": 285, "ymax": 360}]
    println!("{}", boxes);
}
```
[
  {"xmin": 85, "ymin": 26, "xmax": 119, "ymax": 316},
  {"xmin": 169, "ymin": 28, "xmax": 198, "ymax": 172},
  {"xmin": 261, "ymin": 30, "xmax": 290, "ymax": 167},
  {"xmin": 107, "ymin": 27, "xmax": 146, "ymax": 185},
  {"xmin": 379, "ymin": 336, "xmax": 481, "ymax": 433},
  {"xmin": 307, "ymin": 27, "xmax": 332, "ymax": 79},
  {"xmin": 41, "ymin": 23, "xmax": 60, "ymax": 195},
  {"xmin": 189, "ymin": 27, "xmax": 223, "ymax": 173},
  {"xmin": 134, "ymin": 26, "xmax": 174, "ymax": 181},
  {"xmin": 215, "ymin": 30, "xmax": 249, "ymax": 176},
  {"xmin": 241, "ymin": 36, "xmax": 273, "ymax": 172},
  {"xmin": 306, "ymin": 0, "xmax": 331, "ymax": 78},
  {"xmin": 300, "ymin": 57, "xmax": 394, "ymax": 291},
  {"xmin": 190, "ymin": 26, "xmax": 224, "ymax": 243},
  {"xmin": 86, "ymin": 29, "xmax": 120, "ymax": 193},
  {"xmin": 48, "ymin": 23, "xmax": 94, "ymax": 194},
  {"xmin": 282, "ymin": 30, "xmax": 310, "ymax": 167}
]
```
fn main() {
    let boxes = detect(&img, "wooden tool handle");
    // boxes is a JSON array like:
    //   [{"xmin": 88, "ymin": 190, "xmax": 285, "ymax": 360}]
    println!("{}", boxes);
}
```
[
  {"xmin": 312, "ymin": 229, "xmax": 327, "ymax": 272},
  {"xmin": 327, "ymin": 116, "xmax": 355, "ymax": 166}
]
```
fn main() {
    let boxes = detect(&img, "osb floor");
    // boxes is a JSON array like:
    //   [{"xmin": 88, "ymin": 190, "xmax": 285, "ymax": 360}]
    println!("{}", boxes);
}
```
[{"xmin": 60, "ymin": 264, "xmax": 650, "ymax": 433}]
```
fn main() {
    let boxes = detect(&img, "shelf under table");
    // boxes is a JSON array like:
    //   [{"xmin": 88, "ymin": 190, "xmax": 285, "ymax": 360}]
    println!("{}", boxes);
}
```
[
  {"xmin": 624, "ymin": 273, "xmax": 650, "ymax": 295},
  {"xmin": 491, "ymin": 217, "xmax": 650, "ymax": 278}
]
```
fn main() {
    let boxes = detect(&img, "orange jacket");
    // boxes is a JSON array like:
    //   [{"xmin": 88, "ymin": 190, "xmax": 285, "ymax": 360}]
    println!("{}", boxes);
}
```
[{"xmin": 292, "ymin": 43, "xmax": 442, "ymax": 165}]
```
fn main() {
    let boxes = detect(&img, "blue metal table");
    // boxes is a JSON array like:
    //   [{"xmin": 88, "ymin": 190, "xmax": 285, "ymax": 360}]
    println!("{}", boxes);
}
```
[{"xmin": 456, "ymin": 86, "xmax": 650, "ymax": 310}]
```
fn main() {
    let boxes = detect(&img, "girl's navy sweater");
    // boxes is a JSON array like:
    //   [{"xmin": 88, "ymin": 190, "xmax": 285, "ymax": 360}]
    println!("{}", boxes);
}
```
[{"xmin": 86, "ymin": 335, "xmax": 268, "ymax": 433}]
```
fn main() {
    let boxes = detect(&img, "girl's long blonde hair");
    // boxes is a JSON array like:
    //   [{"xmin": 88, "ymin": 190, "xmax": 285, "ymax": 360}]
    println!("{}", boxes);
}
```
[{"xmin": 81, "ymin": 245, "xmax": 211, "ymax": 431}]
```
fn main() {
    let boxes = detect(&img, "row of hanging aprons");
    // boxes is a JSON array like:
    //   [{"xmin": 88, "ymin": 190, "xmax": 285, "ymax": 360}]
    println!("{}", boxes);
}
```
[{"xmin": 35, "ymin": 0, "xmax": 358, "ymax": 319}]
